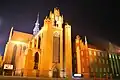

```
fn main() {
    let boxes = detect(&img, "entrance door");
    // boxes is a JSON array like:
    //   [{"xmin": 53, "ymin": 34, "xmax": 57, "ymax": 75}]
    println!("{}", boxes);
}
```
[{"xmin": 52, "ymin": 67, "xmax": 59, "ymax": 78}]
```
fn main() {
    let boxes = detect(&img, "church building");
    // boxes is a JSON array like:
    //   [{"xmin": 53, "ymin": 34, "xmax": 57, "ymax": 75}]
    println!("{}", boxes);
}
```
[{"xmin": 2, "ymin": 8, "xmax": 72, "ymax": 78}]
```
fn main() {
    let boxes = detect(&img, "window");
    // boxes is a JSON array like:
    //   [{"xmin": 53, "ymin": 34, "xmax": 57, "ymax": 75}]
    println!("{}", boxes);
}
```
[
  {"xmin": 38, "ymin": 36, "xmax": 41, "ymax": 49},
  {"xmin": 34, "ymin": 39, "xmax": 37, "ymax": 48},
  {"xmin": 115, "ymin": 55, "xmax": 118, "ymax": 59},
  {"xmin": 23, "ymin": 46, "xmax": 26, "ymax": 53},
  {"xmin": 34, "ymin": 52, "xmax": 39, "ymax": 69},
  {"xmin": 54, "ymin": 20, "xmax": 57, "ymax": 26},
  {"xmin": 89, "ymin": 50, "xmax": 92, "ymax": 56},
  {"xmin": 107, "ymin": 68, "xmax": 109, "ymax": 72},
  {"xmin": 53, "ymin": 32, "xmax": 60, "ymax": 63},
  {"xmin": 104, "ymin": 68, "xmax": 106, "ymax": 72},
  {"xmin": 97, "ymin": 51, "xmax": 100, "ymax": 56},
  {"xmin": 101, "ymin": 52, "xmax": 104, "ymax": 57},
  {"xmin": 119, "ymin": 56, "xmax": 120, "ymax": 59},
  {"xmin": 100, "ymin": 68, "xmax": 102, "ymax": 72},
  {"xmin": 106, "ymin": 60, "xmax": 108, "ymax": 64},
  {"xmin": 29, "ymin": 42, "xmax": 32, "ymax": 48},
  {"xmin": 11, "ymin": 45, "xmax": 17, "ymax": 69},
  {"xmin": 94, "ymin": 51, "xmax": 96, "ymax": 56},
  {"xmin": 112, "ymin": 55, "xmax": 114, "ymax": 58},
  {"xmin": 109, "ymin": 54, "xmax": 111, "ymax": 58},
  {"xmin": 103, "ymin": 59, "xmax": 105, "ymax": 64},
  {"xmin": 99, "ymin": 59, "xmax": 101, "ymax": 63}
]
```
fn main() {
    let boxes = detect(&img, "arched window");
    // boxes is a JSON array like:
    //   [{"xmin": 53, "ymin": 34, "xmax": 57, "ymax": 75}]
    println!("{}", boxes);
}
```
[
  {"xmin": 11, "ymin": 44, "xmax": 17, "ymax": 69},
  {"xmin": 54, "ymin": 20, "xmax": 57, "ymax": 26},
  {"xmin": 29, "ymin": 42, "xmax": 32, "ymax": 48},
  {"xmin": 23, "ymin": 46, "xmax": 26, "ymax": 53},
  {"xmin": 34, "ymin": 52, "xmax": 39, "ymax": 69},
  {"xmin": 38, "ymin": 36, "xmax": 41, "ymax": 49},
  {"xmin": 53, "ymin": 32, "xmax": 60, "ymax": 63},
  {"xmin": 34, "ymin": 39, "xmax": 37, "ymax": 48}
]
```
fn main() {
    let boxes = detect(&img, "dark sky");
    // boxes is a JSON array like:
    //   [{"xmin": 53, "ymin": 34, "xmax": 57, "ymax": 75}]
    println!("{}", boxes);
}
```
[{"xmin": 0, "ymin": 0, "xmax": 118, "ymax": 55}]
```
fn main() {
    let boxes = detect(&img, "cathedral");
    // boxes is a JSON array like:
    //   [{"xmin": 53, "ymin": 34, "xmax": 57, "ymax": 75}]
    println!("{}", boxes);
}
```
[
  {"xmin": 2, "ymin": 8, "xmax": 72, "ymax": 78},
  {"xmin": 2, "ymin": 7, "xmax": 120, "ymax": 79}
]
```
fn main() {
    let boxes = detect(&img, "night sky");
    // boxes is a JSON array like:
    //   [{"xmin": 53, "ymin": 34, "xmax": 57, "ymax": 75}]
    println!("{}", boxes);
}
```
[{"xmin": 0, "ymin": 0, "xmax": 118, "ymax": 55}]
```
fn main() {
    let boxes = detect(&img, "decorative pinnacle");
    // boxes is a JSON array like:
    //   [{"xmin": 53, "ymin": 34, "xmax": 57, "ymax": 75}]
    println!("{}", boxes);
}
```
[{"xmin": 85, "ymin": 36, "xmax": 88, "ymax": 45}]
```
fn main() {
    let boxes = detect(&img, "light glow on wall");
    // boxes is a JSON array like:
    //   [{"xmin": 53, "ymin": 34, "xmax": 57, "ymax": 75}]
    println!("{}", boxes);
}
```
[{"xmin": 11, "ymin": 41, "xmax": 27, "ymax": 45}]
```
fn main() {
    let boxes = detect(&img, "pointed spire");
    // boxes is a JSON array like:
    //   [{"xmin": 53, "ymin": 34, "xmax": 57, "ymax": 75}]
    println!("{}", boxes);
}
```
[
  {"xmin": 85, "ymin": 36, "xmax": 87, "ymax": 44},
  {"xmin": 35, "ymin": 12, "xmax": 40, "ymax": 26},
  {"xmin": 33, "ymin": 13, "xmax": 40, "ymax": 35},
  {"xmin": 45, "ymin": 16, "xmax": 48, "ymax": 19},
  {"xmin": 85, "ymin": 36, "xmax": 88, "ymax": 48},
  {"xmin": 49, "ymin": 11, "xmax": 52, "ymax": 18}
]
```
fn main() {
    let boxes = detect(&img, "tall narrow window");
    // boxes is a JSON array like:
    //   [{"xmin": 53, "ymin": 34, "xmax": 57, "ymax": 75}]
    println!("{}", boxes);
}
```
[
  {"xmin": 53, "ymin": 32, "xmax": 60, "ymax": 63},
  {"xmin": 34, "ymin": 52, "xmax": 39, "ymax": 69},
  {"xmin": 11, "ymin": 45, "xmax": 17, "ymax": 69},
  {"xmin": 23, "ymin": 46, "xmax": 26, "ymax": 53},
  {"xmin": 29, "ymin": 42, "xmax": 32, "ymax": 48},
  {"xmin": 34, "ymin": 39, "xmax": 37, "ymax": 48},
  {"xmin": 38, "ymin": 36, "xmax": 41, "ymax": 49}
]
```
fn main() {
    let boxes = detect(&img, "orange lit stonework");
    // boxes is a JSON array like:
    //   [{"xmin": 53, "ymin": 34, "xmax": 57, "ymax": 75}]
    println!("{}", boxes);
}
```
[
  {"xmin": 2, "ymin": 8, "xmax": 72, "ymax": 78},
  {"xmin": 75, "ymin": 35, "xmax": 103, "ymax": 78}
]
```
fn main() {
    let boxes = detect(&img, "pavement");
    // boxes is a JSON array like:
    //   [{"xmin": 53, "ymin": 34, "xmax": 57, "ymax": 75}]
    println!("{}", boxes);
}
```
[{"xmin": 0, "ymin": 76, "xmax": 65, "ymax": 80}]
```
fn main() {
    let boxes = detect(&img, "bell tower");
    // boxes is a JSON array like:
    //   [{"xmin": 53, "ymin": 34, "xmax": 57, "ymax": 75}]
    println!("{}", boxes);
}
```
[{"xmin": 39, "ymin": 8, "xmax": 72, "ymax": 78}]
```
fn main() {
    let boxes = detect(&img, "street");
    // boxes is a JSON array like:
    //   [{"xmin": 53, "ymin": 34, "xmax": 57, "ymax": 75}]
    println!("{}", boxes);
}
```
[{"xmin": 0, "ymin": 76, "xmax": 64, "ymax": 80}]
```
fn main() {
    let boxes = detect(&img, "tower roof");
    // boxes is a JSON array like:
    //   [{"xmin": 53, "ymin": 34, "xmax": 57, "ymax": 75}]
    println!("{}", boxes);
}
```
[
  {"xmin": 35, "ymin": 12, "xmax": 39, "ymax": 25},
  {"xmin": 33, "ymin": 13, "xmax": 40, "ymax": 35}
]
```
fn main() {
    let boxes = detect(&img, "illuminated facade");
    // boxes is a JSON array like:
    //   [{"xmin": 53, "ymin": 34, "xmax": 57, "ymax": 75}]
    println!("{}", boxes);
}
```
[
  {"xmin": 107, "ymin": 42, "xmax": 120, "ymax": 78},
  {"xmin": 0, "ymin": 55, "xmax": 2, "ymax": 67},
  {"xmin": 73, "ymin": 35, "xmax": 120, "ymax": 79},
  {"xmin": 2, "ymin": 8, "xmax": 72, "ymax": 78}
]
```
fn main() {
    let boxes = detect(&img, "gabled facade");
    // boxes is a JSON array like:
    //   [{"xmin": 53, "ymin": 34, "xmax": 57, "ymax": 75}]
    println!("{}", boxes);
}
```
[
  {"xmin": 74, "ymin": 35, "xmax": 110, "ymax": 78},
  {"xmin": 74, "ymin": 35, "xmax": 120, "ymax": 79},
  {"xmin": 2, "ymin": 8, "xmax": 72, "ymax": 78}
]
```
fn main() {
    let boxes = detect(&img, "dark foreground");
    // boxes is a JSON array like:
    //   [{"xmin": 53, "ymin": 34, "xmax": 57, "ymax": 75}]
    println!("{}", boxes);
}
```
[
  {"xmin": 0, "ymin": 76, "xmax": 62, "ymax": 80},
  {"xmin": 1, "ymin": 76, "xmax": 120, "ymax": 80},
  {"xmin": 0, "ymin": 76, "xmax": 89, "ymax": 80}
]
